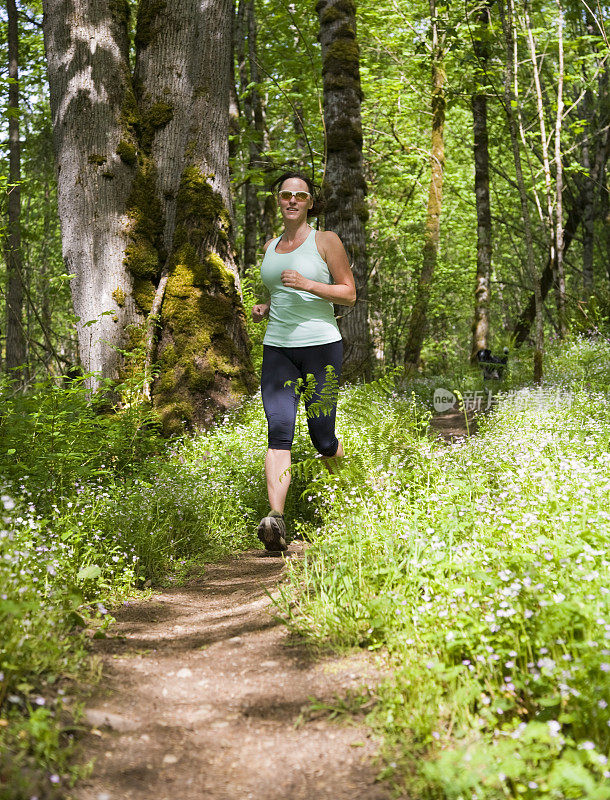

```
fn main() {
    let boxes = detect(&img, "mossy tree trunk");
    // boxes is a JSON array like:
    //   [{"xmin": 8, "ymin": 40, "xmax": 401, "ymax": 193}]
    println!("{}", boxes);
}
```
[
  {"xmin": 43, "ymin": 0, "xmax": 255, "ymax": 432},
  {"xmin": 470, "ymin": 0, "xmax": 492, "ymax": 364},
  {"xmin": 404, "ymin": 0, "xmax": 445, "ymax": 372},
  {"xmin": 316, "ymin": 0, "xmax": 371, "ymax": 381}
]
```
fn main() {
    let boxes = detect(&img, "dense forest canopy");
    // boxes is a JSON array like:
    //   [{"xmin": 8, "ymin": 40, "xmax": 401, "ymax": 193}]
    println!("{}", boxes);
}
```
[{"xmin": 0, "ymin": 0, "xmax": 609, "ymax": 401}]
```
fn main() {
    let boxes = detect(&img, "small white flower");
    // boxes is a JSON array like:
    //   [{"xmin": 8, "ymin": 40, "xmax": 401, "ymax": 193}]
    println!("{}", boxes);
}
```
[
  {"xmin": 1, "ymin": 495, "xmax": 15, "ymax": 511},
  {"xmin": 578, "ymin": 741, "xmax": 595, "ymax": 751}
]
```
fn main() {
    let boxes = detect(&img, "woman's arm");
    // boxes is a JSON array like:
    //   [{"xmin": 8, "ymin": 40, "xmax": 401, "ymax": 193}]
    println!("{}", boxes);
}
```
[
  {"xmin": 251, "ymin": 239, "xmax": 273, "ymax": 322},
  {"xmin": 280, "ymin": 230, "xmax": 356, "ymax": 307}
]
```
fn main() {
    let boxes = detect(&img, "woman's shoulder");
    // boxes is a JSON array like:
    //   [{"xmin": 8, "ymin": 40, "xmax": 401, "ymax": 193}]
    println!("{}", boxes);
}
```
[
  {"xmin": 314, "ymin": 229, "xmax": 343, "ymax": 258},
  {"xmin": 262, "ymin": 237, "xmax": 278, "ymax": 254},
  {"xmin": 315, "ymin": 229, "xmax": 342, "ymax": 245}
]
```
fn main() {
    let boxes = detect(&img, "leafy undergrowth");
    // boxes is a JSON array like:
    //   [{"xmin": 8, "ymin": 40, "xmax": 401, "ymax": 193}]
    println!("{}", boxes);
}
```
[
  {"xmin": 0, "ymin": 373, "xmax": 272, "ymax": 798},
  {"xmin": 278, "ymin": 336, "xmax": 610, "ymax": 800}
]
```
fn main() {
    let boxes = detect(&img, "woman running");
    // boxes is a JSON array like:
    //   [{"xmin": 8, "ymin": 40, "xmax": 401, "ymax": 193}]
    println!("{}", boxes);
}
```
[{"xmin": 252, "ymin": 171, "xmax": 356, "ymax": 553}]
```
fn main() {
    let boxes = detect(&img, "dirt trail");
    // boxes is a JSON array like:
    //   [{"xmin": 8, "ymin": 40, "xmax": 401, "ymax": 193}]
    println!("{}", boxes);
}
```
[
  {"xmin": 429, "ymin": 408, "xmax": 477, "ymax": 442},
  {"xmin": 73, "ymin": 544, "xmax": 392, "ymax": 800}
]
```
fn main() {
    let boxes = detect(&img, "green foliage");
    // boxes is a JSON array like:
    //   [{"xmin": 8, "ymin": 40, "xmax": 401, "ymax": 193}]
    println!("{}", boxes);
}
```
[
  {"xmin": 278, "ymin": 338, "xmax": 610, "ymax": 798},
  {"xmin": 0, "ymin": 374, "xmax": 162, "ymax": 501}
]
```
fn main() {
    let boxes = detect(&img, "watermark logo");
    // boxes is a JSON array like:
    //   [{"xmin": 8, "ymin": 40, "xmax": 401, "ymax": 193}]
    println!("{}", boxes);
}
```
[
  {"xmin": 433, "ymin": 388, "xmax": 457, "ymax": 412},
  {"xmin": 434, "ymin": 388, "xmax": 497, "ymax": 412}
]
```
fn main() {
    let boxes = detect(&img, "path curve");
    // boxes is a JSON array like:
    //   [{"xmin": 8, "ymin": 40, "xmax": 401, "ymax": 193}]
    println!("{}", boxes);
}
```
[{"xmin": 74, "ymin": 545, "xmax": 393, "ymax": 800}]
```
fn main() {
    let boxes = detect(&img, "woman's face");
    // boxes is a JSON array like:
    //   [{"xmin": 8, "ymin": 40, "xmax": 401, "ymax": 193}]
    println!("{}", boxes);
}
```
[{"xmin": 278, "ymin": 177, "xmax": 313, "ymax": 224}]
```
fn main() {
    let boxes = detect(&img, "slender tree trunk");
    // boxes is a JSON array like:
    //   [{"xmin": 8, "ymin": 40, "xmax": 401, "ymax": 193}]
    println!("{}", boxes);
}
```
[
  {"xmin": 513, "ymin": 204, "xmax": 580, "ymax": 346},
  {"xmin": 5, "ymin": 0, "xmax": 26, "ymax": 378},
  {"xmin": 603, "ymin": 181, "xmax": 610, "ymax": 286},
  {"xmin": 581, "ymin": 90, "xmax": 595, "ymax": 299},
  {"xmin": 317, "ymin": 0, "xmax": 370, "ymax": 380},
  {"xmin": 554, "ymin": 0, "xmax": 566, "ymax": 336},
  {"xmin": 43, "ymin": 0, "xmax": 255, "ymax": 431},
  {"xmin": 236, "ymin": 0, "xmax": 275, "ymax": 269},
  {"xmin": 514, "ymin": 75, "xmax": 610, "ymax": 346},
  {"xmin": 499, "ymin": 0, "xmax": 543, "ymax": 382},
  {"xmin": 470, "ymin": 0, "xmax": 492, "ymax": 362},
  {"xmin": 236, "ymin": 0, "xmax": 260, "ymax": 273},
  {"xmin": 524, "ymin": 0, "xmax": 555, "ymax": 264},
  {"xmin": 404, "ymin": 0, "xmax": 445, "ymax": 371}
]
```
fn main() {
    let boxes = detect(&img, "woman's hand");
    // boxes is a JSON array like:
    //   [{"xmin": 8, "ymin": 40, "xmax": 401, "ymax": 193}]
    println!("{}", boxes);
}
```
[
  {"xmin": 281, "ymin": 270, "xmax": 311, "ymax": 291},
  {"xmin": 251, "ymin": 302, "xmax": 270, "ymax": 322}
]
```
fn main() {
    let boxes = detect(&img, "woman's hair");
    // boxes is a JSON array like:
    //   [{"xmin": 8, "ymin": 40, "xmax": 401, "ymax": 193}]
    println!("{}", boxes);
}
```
[{"xmin": 270, "ymin": 171, "xmax": 325, "ymax": 218}]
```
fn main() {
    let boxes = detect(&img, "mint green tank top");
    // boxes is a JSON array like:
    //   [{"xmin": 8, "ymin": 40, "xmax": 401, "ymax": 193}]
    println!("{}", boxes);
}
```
[{"xmin": 260, "ymin": 229, "xmax": 342, "ymax": 347}]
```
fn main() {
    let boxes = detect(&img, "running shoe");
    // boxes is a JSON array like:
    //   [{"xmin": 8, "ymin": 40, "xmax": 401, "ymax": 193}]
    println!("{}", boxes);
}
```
[{"xmin": 257, "ymin": 511, "xmax": 288, "ymax": 552}]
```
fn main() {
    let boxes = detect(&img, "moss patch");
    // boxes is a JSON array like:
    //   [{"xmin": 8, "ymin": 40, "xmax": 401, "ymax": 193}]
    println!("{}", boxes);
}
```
[
  {"xmin": 123, "ymin": 162, "xmax": 164, "ymax": 283},
  {"xmin": 139, "ymin": 101, "xmax": 174, "ymax": 152},
  {"xmin": 117, "ymin": 139, "xmax": 137, "ymax": 165},
  {"xmin": 109, "ymin": 0, "xmax": 130, "ymax": 27},
  {"xmin": 88, "ymin": 153, "xmax": 106, "ymax": 165},
  {"xmin": 131, "ymin": 278, "xmax": 155, "ymax": 313},
  {"xmin": 112, "ymin": 287, "xmax": 126, "ymax": 307},
  {"xmin": 173, "ymin": 166, "xmax": 231, "ymax": 245},
  {"xmin": 323, "ymin": 39, "xmax": 360, "ymax": 77},
  {"xmin": 151, "ymin": 166, "xmax": 255, "ymax": 435},
  {"xmin": 135, "ymin": 0, "xmax": 167, "ymax": 49}
]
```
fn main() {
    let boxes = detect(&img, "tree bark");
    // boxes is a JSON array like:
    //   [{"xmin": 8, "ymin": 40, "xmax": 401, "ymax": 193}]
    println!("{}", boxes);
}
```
[
  {"xmin": 42, "ymin": 0, "xmax": 139, "ymax": 384},
  {"xmin": 470, "ymin": 0, "xmax": 492, "ymax": 363},
  {"xmin": 404, "ymin": 0, "xmax": 445, "ymax": 371},
  {"xmin": 317, "ymin": 0, "xmax": 370, "ymax": 380},
  {"xmin": 43, "ymin": 0, "xmax": 255, "ymax": 432},
  {"xmin": 5, "ymin": 0, "xmax": 26, "ymax": 378}
]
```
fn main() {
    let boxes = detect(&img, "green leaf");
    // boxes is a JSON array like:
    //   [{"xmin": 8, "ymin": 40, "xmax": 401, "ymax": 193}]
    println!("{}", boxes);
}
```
[{"xmin": 77, "ymin": 564, "xmax": 102, "ymax": 582}]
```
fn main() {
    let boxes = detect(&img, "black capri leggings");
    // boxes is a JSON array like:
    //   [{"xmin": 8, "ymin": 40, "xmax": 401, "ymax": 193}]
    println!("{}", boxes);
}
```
[{"xmin": 261, "ymin": 341, "xmax": 343, "ymax": 457}]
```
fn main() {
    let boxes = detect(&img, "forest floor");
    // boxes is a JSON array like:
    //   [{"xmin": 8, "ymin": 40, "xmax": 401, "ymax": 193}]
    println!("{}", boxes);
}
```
[{"xmin": 71, "ymin": 410, "xmax": 472, "ymax": 800}]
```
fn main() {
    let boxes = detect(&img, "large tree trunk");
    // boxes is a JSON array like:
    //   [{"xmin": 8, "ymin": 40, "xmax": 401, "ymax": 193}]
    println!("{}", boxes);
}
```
[
  {"xmin": 42, "ymin": 0, "xmax": 139, "ymax": 383},
  {"xmin": 470, "ymin": 0, "xmax": 492, "ymax": 362},
  {"xmin": 317, "ymin": 0, "xmax": 370, "ymax": 381},
  {"xmin": 43, "ymin": 0, "xmax": 255, "ymax": 432},
  {"xmin": 404, "ymin": 0, "xmax": 445, "ymax": 371},
  {"xmin": 5, "ymin": 0, "xmax": 26, "ymax": 378}
]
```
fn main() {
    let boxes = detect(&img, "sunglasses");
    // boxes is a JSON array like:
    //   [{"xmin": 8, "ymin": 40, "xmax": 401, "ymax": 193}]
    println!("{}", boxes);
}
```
[{"xmin": 278, "ymin": 189, "xmax": 312, "ymax": 201}]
